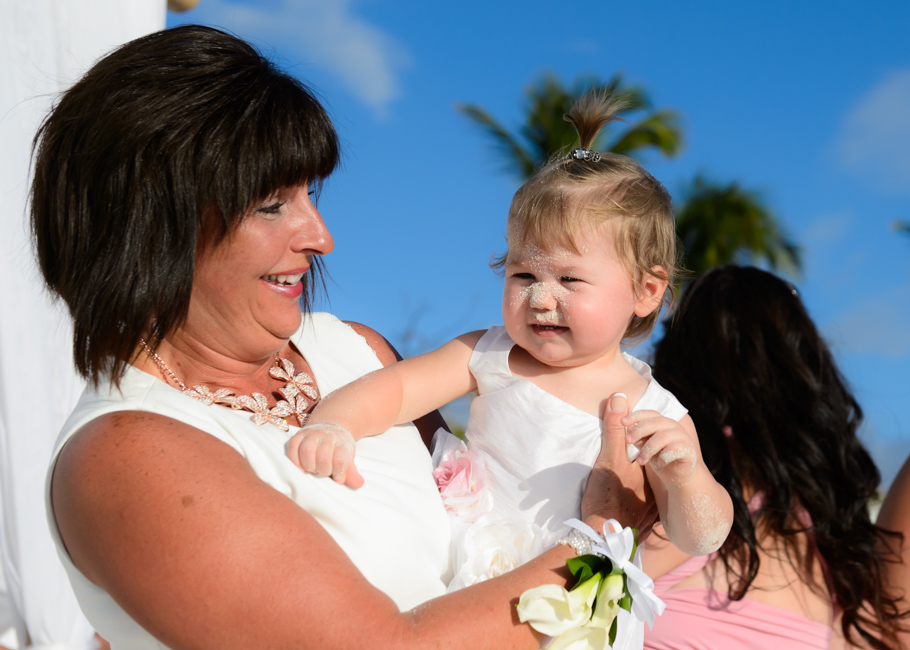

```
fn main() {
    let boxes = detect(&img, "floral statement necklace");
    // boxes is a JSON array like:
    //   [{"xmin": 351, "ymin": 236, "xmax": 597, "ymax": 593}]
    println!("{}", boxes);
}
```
[{"xmin": 139, "ymin": 340, "xmax": 319, "ymax": 432}]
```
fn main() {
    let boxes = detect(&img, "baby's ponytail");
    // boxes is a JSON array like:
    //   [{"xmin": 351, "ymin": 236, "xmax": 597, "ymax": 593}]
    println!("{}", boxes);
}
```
[{"xmin": 562, "ymin": 92, "xmax": 627, "ymax": 152}]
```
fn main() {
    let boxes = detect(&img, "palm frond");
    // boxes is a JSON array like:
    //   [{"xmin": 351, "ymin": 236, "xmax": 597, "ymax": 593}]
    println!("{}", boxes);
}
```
[
  {"xmin": 456, "ymin": 103, "xmax": 537, "ymax": 180},
  {"xmin": 676, "ymin": 177, "xmax": 801, "ymax": 278},
  {"xmin": 457, "ymin": 72, "xmax": 682, "ymax": 181},
  {"xmin": 608, "ymin": 109, "xmax": 683, "ymax": 158}
]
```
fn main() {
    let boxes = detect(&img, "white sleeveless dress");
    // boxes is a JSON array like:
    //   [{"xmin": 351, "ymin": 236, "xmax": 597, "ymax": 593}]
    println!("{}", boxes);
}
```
[
  {"xmin": 441, "ymin": 326, "xmax": 687, "ymax": 588},
  {"xmin": 435, "ymin": 327, "xmax": 687, "ymax": 649},
  {"xmin": 45, "ymin": 313, "xmax": 452, "ymax": 649}
]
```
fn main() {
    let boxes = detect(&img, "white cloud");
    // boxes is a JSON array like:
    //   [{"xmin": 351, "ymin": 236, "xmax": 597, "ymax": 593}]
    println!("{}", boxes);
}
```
[
  {"xmin": 823, "ymin": 279, "xmax": 910, "ymax": 358},
  {"xmin": 801, "ymin": 212, "xmax": 852, "ymax": 247},
  {"xmin": 178, "ymin": 0, "xmax": 410, "ymax": 116},
  {"xmin": 834, "ymin": 69, "xmax": 910, "ymax": 193}
]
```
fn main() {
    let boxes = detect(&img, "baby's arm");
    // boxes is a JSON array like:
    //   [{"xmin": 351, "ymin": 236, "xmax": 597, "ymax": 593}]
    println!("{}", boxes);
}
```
[
  {"xmin": 286, "ymin": 330, "xmax": 483, "ymax": 487},
  {"xmin": 623, "ymin": 411, "xmax": 733, "ymax": 556}
]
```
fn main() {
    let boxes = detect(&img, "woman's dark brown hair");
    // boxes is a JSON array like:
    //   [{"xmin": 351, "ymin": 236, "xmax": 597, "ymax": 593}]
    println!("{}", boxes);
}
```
[
  {"xmin": 31, "ymin": 24, "xmax": 340, "ymax": 388},
  {"xmin": 653, "ymin": 265, "xmax": 907, "ymax": 648}
]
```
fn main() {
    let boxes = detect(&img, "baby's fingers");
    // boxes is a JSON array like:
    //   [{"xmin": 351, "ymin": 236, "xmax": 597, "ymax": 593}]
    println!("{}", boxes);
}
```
[
  {"xmin": 313, "ymin": 435, "xmax": 347, "ymax": 478},
  {"xmin": 623, "ymin": 411, "xmax": 667, "ymax": 448},
  {"xmin": 327, "ymin": 440, "xmax": 364, "ymax": 488}
]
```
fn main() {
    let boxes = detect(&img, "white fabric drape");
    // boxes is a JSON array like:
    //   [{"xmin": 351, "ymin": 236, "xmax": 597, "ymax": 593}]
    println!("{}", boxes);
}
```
[{"xmin": 0, "ymin": 3, "xmax": 166, "ymax": 648}]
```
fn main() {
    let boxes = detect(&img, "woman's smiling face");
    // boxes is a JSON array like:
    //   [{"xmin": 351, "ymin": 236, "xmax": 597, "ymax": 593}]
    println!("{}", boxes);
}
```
[{"xmin": 187, "ymin": 183, "xmax": 334, "ymax": 358}]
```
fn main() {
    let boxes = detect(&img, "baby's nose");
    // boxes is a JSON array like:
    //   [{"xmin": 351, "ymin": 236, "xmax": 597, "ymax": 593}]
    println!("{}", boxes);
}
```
[{"xmin": 528, "ymin": 282, "xmax": 558, "ymax": 309}]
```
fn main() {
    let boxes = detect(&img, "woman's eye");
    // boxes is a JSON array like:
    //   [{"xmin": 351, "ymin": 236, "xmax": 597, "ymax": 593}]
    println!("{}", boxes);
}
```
[{"xmin": 256, "ymin": 201, "xmax": 285, "ymax": 215}]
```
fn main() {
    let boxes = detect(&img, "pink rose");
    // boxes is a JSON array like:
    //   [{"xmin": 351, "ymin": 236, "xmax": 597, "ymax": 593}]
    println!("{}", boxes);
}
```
[{"xmin": 434, "ymin": 448, "xmax": 492, "ymax": 521}]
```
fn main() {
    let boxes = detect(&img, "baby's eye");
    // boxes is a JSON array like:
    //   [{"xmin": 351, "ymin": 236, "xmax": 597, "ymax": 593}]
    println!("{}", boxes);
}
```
[
  {"xmin": 513, "ymin": 272, "xmax": 535, "ymax": 280},
  {"xmin": 561, "ymin": 276, "xmax": 580, "ymax": 283}
]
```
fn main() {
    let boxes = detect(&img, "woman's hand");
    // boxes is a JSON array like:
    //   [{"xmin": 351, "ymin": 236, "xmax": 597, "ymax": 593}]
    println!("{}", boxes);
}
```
[
  {"xmin": 622, "ymin": 410, "xmax": 698, "ymax": 488},
  {"xmin": 286, "ymin": 422, "xmax": 365, "ymax": 489},
  {"xmin": 581, "ymin": 393, "xmax": 658, "ymax": 537}
]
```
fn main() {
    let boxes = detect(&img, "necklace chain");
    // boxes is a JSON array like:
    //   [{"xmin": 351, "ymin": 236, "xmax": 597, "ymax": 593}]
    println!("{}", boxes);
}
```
[{"xmin": 139, "ymin": 339, "xmax": 319, "ymax": 432}]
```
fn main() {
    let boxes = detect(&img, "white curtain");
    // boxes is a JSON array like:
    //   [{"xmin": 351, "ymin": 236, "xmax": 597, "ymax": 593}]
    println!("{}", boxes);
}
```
[{"xmin": 0, "ymin": 3, "xmax": 166, "ymax": 647}]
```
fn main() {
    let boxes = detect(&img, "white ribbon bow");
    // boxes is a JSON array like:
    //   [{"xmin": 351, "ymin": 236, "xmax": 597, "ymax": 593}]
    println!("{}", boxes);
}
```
[{"xmin": 564, "ymin": 518, "xmax": 666, "ymax": 629}]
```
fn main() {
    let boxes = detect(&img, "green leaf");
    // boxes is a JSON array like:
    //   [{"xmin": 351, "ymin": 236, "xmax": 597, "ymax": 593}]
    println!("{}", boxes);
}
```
[{"xmin": 566, "ymin": 554, "xmax": 613, "ymax": 586}]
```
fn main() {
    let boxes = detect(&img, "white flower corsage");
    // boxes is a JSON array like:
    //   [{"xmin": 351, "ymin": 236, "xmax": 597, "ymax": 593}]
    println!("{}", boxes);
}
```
[{"xmin": 517, "ymin": 518, "xmax": 666, "ymax": 650}]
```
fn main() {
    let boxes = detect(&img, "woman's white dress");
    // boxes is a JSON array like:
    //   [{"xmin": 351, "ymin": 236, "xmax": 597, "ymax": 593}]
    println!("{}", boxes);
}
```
[{"xmin": 45, "ymin": 313, "xmax": 452, "ymax": 649}]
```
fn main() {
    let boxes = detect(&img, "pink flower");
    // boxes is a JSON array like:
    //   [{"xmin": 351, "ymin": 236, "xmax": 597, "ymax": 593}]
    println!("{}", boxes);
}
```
[{"xmin": 434, "ymin": 448, "xmax": 492, "ymax": 521}]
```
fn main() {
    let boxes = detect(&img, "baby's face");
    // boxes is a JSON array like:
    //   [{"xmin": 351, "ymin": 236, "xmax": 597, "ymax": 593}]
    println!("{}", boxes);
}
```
[{"xmin": 501, "ymin": 225, "xmax": 645, "ymax": 369}]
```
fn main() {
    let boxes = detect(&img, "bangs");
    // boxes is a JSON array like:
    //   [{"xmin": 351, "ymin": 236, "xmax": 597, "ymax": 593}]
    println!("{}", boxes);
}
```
[{"xmin": 210, "ymin": 72, "xmax": 340, "ymax": 236}]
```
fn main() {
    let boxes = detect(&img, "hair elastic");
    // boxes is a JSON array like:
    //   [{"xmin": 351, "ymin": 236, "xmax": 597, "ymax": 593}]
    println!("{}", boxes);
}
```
[{"xmin": 570, "ymin": 147, "xmax": 602, "ymax": 162}]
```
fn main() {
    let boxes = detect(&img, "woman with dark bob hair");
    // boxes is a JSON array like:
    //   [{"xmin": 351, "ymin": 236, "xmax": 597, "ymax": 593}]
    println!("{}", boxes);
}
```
[
  {"xmin": 33, "ymin": 24, "xmax": 650, "ymax": 649},
  {"xmin": 641, "ymin": 265, "xmax": 907, "ymax": 649}
]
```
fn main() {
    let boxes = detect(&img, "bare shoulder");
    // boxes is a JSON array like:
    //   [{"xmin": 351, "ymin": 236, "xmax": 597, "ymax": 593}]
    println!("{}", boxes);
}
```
[
  {"xmin": 344, "ymin": 321, "xmax": 486, "ymax": 366},
  {"xmin": 52, "ymin": 410, "xmax": 400, "ymax": 648},
  {"xmin": 456, "ymin": 329, "xmax": 486, "ymax": 348},
  {"xmin": 52, "ymin": 410, "xmax": 271, "ymax": 585},
  {"xmin": 344, "ymin": 320, "xmax": 400, "ymax": 366}
]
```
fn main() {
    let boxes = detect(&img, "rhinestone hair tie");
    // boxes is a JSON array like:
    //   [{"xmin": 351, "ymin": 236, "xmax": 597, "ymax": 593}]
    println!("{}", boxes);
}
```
[{"xmin": 570, "ymin": 147, "xmax": 602, "ymax": 162}]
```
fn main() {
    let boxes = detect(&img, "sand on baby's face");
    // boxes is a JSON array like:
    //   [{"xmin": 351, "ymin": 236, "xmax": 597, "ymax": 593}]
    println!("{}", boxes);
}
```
[{"xmin": 515, "ymin": 281, "xmax": 569, "ymax": 323}]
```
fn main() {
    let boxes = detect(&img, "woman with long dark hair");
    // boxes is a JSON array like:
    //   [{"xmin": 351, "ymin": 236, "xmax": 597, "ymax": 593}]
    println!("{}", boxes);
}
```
[{"xmin": 644, "ymin": 265, "xmax": 906, "ymax": 649}]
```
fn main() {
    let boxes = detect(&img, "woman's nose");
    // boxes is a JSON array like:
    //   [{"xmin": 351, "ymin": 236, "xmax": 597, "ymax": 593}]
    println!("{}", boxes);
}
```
[
  {"xmin": 292, "ymin": 189, "xmax": 334, "ymax": 256},
  {"xmin": 300, "ymin": 207, "xmax": 334, "ymax": 256}
]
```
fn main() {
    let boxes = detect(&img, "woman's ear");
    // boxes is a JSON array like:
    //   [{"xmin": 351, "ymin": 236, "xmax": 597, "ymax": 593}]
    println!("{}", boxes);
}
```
[{"xmin": 634, "ymin": 266, "xmax": 669, "ymax": 318}]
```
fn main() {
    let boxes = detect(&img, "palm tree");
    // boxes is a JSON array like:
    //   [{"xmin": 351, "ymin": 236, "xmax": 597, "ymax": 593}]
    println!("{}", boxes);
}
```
[
  {"xmin": 457, "ymin": 72, "xmax": 682, "ymax": 180},
  {"xmin": 676, "ymin": 176, "xmax": 801, "ymax": 278},
  {"xmin": 894, "ymin": 220, "xmax": 910, "ymax": 239}
]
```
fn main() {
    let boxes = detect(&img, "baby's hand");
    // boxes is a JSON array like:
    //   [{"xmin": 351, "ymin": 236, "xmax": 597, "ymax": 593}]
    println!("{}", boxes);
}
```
[
  {"xmin": 622, "ymin": 410, "xmax": 698, "ymax": 488},
  {"xmin": 286, "ymin": 422, "xmax": 365, "ymax": 489}
]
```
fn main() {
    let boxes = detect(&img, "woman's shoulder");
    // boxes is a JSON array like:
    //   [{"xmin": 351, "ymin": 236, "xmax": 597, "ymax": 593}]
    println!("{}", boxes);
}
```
[{"xmin": 342, "ymin": 320, "xmax": 399, "ymax": 366}]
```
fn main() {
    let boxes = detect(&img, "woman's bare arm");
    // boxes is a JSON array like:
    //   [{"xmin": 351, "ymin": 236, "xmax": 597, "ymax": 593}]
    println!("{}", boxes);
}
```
[
  {"xmin": 52, "ymin": 390, "xmax": 648, "ymax": 649},
  {"xmin": 53, "ymin": 411, "xmax": 573, "ymax": 650}
]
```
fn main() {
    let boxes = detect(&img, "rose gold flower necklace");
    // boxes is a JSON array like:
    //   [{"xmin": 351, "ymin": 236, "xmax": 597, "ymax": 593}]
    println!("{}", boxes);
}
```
[{"xmin": 139, "ymin": 339, "xmax": 319, "ymax": 432}]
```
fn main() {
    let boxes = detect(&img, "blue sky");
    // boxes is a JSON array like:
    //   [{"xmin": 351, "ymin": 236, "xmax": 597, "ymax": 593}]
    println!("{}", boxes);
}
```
[{"xmin": 169, "ymin": 0, "xmax": 910, "ymax": 488}]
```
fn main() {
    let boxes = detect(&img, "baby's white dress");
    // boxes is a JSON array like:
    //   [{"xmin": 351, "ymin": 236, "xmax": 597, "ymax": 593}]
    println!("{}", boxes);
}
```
[
  {"xmin": 437, "ymin": 326, "xmax": 687, "ymax": 648},
  {"xmin": 46, "ymin": 313, "xmax": 452, "ymax": 649}
]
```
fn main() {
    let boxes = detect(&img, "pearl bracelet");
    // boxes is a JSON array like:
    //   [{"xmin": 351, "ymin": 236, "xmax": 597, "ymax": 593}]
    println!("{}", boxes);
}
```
[{"xmin": 556, "ymin": 529, "xmax": 604, "ymax": 557}]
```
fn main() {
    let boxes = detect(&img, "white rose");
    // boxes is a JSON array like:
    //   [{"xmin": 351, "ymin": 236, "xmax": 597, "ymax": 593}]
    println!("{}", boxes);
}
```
[{"xmin": 449, "ymin": 516, "xmax": 544, "ymax": 590}]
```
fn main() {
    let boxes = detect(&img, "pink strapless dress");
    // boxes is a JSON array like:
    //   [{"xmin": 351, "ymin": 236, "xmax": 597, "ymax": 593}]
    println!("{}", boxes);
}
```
[{"xmin": 643, "ymin": 553, "xmax": 831, "ymax": 649}]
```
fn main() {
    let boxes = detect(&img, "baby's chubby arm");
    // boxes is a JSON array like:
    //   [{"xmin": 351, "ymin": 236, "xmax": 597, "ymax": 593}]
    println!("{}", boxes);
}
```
[
  {"xmin": 623, "ymin": 412, "xmax": 733, "ymax": 556},
  {"xmin": 286, "ymin": 330, "xmax": 484, "ymax": 487}
]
